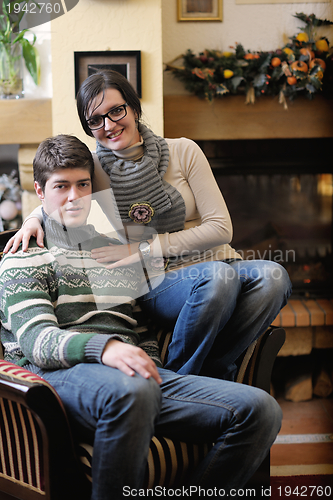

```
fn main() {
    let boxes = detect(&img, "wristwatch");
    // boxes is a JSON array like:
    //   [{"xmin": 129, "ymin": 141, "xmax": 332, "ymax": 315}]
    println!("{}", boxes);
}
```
[{"xmin": 138, "ymin": 240, "xmax": 151, "ymax": 258}]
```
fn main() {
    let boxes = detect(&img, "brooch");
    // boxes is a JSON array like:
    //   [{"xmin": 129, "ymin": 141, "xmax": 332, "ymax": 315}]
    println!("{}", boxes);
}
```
[{"xmin": 128, "ymin": 202, "xmax": 154, "ymax": 224}]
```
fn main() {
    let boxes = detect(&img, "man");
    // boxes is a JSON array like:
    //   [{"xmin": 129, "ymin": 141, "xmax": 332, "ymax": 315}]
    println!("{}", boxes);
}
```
[{"xmin": 0, "ymin": 135, "xmax": 282, "ymax": 500}]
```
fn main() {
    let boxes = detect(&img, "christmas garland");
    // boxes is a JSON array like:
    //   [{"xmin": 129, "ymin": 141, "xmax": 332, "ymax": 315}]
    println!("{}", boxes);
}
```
[{"xmin": 166, "ymin": 13, "xmax": 333, "ymax": 107}]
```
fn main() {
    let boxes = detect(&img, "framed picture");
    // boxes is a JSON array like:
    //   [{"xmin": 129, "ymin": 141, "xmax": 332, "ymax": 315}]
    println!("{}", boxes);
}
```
[
  {"xmin": 177, "ymin": 0, "xmax": 222, "ymax": 22},
  {"xmin": 74, "ymin": 51, "xmax": 141, "ymax": 97}
]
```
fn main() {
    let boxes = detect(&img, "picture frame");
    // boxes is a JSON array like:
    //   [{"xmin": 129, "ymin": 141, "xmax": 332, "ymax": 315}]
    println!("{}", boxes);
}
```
[
  {"xmin": 177, "ymin": 0, "xmax": 222, "ymax": 22},
  {"xmin": 74, "ymin": 50, "xmax": 142, "ymax": 98}
]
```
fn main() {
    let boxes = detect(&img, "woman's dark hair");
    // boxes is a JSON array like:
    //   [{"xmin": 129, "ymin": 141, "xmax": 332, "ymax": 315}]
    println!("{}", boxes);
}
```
[{"xmin": 76, "ymin": 70, "xmax": 142, "ymax": 138}]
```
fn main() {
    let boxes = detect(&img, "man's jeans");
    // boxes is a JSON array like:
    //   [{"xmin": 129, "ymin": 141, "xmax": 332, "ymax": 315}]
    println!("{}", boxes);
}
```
[
  {"xmin": 40, "ymin": 364, "xmax": 282, "ymax": 500},
  {"xmin": 139, "ymin": 260, "xmax": 292, "ymax": 379}
]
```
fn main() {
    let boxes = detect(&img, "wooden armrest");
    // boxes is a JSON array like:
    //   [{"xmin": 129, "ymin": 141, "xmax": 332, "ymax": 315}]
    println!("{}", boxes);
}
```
[
  {"xmin": 248, "ymin": 327, "xmax": 286, "ymax": 393},
  {"xmin": 0, "ymin": 361, "xmax": 91, "ymax": 500}
]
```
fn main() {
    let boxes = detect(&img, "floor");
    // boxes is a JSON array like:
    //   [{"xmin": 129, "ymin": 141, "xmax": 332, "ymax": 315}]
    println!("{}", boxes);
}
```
[{"xmin": 271, "ymin": 395, "xmax": 333, "ymax": 478}]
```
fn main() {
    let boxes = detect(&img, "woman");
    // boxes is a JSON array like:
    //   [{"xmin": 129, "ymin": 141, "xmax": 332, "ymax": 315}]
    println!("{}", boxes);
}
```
[{"xmin": 6, "ymin": 70, "xmax": 291, "ymax": 379}]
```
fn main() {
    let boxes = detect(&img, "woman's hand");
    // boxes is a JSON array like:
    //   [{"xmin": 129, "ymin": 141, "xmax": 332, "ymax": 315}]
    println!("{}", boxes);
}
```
[
  {"xmin": 102, "ymin": 339, "xmax": 162, "ymax": 384},
  {"xmin": 4, "ymin": 218, "xmax": 44, "ymax": 253},
  {"xmin": 91, "ymin": 242, "xmax": 140, "ymax": 264},
  {"xmin": 106, "ymin": 252, "xmax": 141, "ymax": 269}
]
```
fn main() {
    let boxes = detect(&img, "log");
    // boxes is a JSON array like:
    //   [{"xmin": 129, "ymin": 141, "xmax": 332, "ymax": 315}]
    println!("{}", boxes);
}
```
[
  {"xmin": 285, "ymin": 374, "xmax": 313, "ymax": 402},
  {"xmin": 313, "ymin": 368, "xmax": 333, "ymax": 398}
]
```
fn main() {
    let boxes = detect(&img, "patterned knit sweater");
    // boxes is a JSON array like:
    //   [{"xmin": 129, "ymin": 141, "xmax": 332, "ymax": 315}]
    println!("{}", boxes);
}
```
[{"xmin": 0, "ymin": 215, "xmax": 160, "ymax": 370}]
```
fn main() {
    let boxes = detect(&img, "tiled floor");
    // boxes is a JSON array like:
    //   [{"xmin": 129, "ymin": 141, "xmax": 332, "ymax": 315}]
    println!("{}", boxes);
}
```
[{"xmin": 271, "ymin": 396, "xmax": 333, "ymax": 477}]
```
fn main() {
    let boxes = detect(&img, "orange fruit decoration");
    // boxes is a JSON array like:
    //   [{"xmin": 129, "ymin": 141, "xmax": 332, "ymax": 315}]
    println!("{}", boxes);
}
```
[
  {"xmin": 315, "ymin": 38, "xmax": 329, "ymax": 53},
  {"xmin": 244, "ymin": 53, "xmax": 259, "ymax": 60},
  {"xmin": 283, "ymin": 47, "xmax": 293, "ymax": 56},
  {"xmin": 271, "ymin": 57, "xmax": 281, "ymax": 67},
  {"xmin": 223, "ymin": 69, "xmax": 234, "ymax": 79},
  {"xmin": 296, "ymin": 32, "xmax": 309, "ymax": 43},
  {"xmin": 309, "ymin": 58, "xmax": 326, "ymax": 71},
  {"xmin": 291, "ymin": 60, "xmax": 308, "ymax": 73},
  {"xmin": 287, "ymin": 76, "xmax": 297, "ymax": 85},
  {"xmin": 300, "ymin": 48, "xmax": 315, "ymax": 60}
]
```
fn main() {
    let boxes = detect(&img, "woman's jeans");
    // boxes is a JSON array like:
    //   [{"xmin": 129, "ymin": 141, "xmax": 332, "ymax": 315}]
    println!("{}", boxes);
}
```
[
  {"xmin": 139, "ymin": 260, "xmax": 292, "ymax": 379},
  {"xmin": 40, "ymin": 364, "xmax": 282, "ymax": 500}
]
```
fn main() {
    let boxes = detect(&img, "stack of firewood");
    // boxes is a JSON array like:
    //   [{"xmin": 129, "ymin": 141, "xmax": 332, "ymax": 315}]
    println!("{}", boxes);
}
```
[{"xmin": 272, "ymin": 350, "xmax": 333, "ymax": 402}]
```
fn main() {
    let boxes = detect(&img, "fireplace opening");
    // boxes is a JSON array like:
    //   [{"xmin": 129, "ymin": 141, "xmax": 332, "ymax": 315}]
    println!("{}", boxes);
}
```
[{"xmin": 198, "ymin": 138, "xmax": 333, "ymax": 298}]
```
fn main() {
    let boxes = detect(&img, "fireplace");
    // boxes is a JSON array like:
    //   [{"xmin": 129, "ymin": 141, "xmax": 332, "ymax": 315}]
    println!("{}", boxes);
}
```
[
  {"xmin": 163, "ymin": 95, "xmax": 333, "ymax": 299},
  {"xmin": 197, "ymin": 137, "xmax": 333, "ymax": 298},
  {"xmin": 164, "ymin": 94, "xmax": 333, "ymax": 398},
  {"xmin": 202, "ymin": 137, "xmax": 333, "ymax": 400}
]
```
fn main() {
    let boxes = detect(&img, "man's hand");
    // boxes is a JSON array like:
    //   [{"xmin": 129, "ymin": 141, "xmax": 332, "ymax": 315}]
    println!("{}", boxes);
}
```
[{"xmin": 102, "ymin": 339, "xmax": 162, "ymax": 384}]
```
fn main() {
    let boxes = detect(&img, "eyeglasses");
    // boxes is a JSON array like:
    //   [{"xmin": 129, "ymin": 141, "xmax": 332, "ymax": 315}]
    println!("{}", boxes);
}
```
[{"xmin": 86, "ymin": 103, "xmax": 128, "ymax": 131}]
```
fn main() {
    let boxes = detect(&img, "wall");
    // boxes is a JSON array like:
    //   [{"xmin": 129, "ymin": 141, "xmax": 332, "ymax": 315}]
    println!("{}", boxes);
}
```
[
  {"xmin": 50, "ymin": 0, "xmax": 164, "ymax": 149},
  {"xmin": 162, "ymin": 0, "xmax": 333, "ymax": 94},
  {"xmin": 22, "ymin": 21, "xmax": 52, "ymax": 99}
]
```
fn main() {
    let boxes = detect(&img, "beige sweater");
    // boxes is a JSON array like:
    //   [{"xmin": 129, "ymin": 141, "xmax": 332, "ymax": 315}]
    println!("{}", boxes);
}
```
[
  {"xmin": 91, "ymin": 137, "xmax": 241, "ymax": 268},
  {"xmin": 28, "ymin": 138, "xmax": 241, "ymax": 269}
]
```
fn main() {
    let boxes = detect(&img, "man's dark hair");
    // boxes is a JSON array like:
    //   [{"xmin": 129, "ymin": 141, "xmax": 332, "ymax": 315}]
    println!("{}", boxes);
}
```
[{"xmin": 33, "ymin": 134, "xmax": 94, "ymax": 192}]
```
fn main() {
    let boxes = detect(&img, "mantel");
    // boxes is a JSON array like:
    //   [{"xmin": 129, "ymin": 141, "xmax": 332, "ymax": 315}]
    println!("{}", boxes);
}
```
[
  {"xmin": 0, "ymin": 98, "xmax": 53, "ymax": 219},
  {"xmin": 163, "ymin": 94, "xmax": 333, "ymax": 141},
  {"xmin": 0, "ymin": 98, "xmax": 52, "ymax": 145}
]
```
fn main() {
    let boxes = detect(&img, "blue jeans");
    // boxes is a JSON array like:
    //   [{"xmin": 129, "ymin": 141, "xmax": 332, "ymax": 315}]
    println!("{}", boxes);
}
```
[
  {"xmin": 139, "ymin": 260, "xmax": 292, "ymax": 379},
  {"xmin": 39, "ymin": 364, "xmax": 282, "ymax": 500}
]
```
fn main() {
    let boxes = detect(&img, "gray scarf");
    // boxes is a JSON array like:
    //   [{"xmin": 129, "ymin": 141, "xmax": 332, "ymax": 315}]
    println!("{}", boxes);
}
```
[{"xmin": 96, "ymin": 124, "xmax": 186, "ymax": 236}]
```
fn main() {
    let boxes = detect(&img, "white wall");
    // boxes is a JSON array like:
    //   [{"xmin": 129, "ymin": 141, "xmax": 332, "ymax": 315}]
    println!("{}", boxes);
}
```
[
  {"xmin": 162, "ymin": 0, "xmax": 333, "ymax": 93},
  {"xmin": 50, "ymin": 0, "xmax": 164, "ymax": 148},
  {"xmin": 22, "ymin": 21, "xmax": 52, "ymax": 99}
]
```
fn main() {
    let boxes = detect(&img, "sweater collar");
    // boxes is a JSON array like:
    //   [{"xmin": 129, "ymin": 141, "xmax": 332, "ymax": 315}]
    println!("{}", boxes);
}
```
[
  {"xmin": 113, "ymin": 137, "xmax": 144, "ymax": 161},
  {"xmin": 42, "ymin": 209, "xmax": 101, "ymax": 250}
]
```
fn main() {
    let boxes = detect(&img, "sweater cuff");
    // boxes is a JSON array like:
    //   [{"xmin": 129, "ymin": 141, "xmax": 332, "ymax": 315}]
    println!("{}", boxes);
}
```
[{"xmin": 84, "ymin": 334, "xmax": 124, "ymax": 364}]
